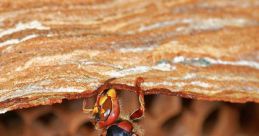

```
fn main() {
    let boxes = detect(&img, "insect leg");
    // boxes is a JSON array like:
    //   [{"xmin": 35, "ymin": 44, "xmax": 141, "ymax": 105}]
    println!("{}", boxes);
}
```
[{"xmin": 130, "ymin": 77, "xmax": 145, "ymax": 120}]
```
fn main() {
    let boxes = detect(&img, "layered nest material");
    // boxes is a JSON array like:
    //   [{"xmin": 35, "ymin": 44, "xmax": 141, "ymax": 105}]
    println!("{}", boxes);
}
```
[{"xmin": 0, "ymin": 0, "xmax": 259, "ymax": 113}]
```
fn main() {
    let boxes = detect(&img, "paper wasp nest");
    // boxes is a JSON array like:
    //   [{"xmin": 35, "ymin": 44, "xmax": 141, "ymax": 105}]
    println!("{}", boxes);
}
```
[{"xmin": 0, "ymin": 0, "xmax": 259, "ymax": 135}]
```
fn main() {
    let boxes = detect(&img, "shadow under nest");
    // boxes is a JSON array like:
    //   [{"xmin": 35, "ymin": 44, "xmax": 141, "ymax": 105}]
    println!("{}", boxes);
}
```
[{"xmin": 0, "ymin": 91, "xmax": 258, "ymax": 136}]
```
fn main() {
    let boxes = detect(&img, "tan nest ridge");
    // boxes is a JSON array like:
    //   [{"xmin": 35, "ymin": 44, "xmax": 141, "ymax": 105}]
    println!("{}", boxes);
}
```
[{"xmin": 0, "ymin": 0, "xmax": 259, "ymax": 113}]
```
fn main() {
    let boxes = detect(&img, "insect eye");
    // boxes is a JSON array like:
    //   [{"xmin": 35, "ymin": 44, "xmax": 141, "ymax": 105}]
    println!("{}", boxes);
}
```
[
  {"xmin": 100, "ymin": 96, "xmax": 112, "ymax": 120},
  {"xmin": 94, "ymin": 93, "xmax": 113, "ymax": 121},
  {"xmin": 107, "ymin": 125, "xmax": 132, "ymax": 136}
]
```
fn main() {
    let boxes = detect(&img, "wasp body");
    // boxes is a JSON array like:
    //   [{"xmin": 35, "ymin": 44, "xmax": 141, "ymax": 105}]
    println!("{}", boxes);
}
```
[{"xmin": 83, "ymin": 77, "xmax": 145, "ymax": 136}]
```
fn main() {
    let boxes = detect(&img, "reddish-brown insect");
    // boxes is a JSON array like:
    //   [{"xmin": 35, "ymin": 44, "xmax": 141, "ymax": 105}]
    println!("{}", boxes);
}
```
[{"xmin": 83, "ymin": 77, "xmax": 145, "ymax": 136}]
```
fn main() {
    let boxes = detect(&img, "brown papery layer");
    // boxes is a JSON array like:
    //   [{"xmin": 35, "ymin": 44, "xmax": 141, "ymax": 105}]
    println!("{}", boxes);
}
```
[{"xmin": 0, "ymin": 0, "xmax": 259, "ymax": 113}]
